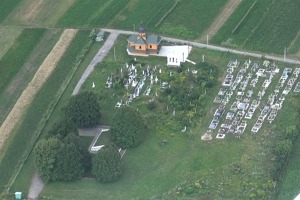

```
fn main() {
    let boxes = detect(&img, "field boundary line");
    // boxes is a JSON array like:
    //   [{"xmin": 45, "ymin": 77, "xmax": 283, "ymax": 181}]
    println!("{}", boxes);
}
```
[
  {"xmin": 199, "ymin": 0, "xmax": 242, "ymax": 42},
  {"xmin": 232, "ymin": 1, "xmax": 257, "ymax": 34},
  {"xmin": 0, "ymin": 29, "xmax": 78, "ymax": 157},
  {"xmin": 155, "ymin": 0, "xmax": 180, "ymax": 27}
]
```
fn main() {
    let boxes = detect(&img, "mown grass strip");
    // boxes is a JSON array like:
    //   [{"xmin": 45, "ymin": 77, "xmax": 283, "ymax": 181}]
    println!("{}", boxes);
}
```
[
  {"xmin": 0, "ymin": 30, "xmax": 93, "ymax": 195},
  {"xmin": 0, "ymin": 28, "xmax": 45, "ymax": 94},
  {"xmin": 0, "ymin": 0, "xmax": 22, "ymax": 23}
]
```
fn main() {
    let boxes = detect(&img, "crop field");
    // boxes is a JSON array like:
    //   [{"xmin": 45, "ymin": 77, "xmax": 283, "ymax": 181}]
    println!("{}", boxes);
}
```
[
  {"xmin": 57, "ymin": 0, "xmax": 130, "ymax": 27},
  {"xmin": 3, "ymin": 0, "xmax": 75, "ymax": 26},
  {"xmin": 0, "ymin": 0, "xmax": 21, "ymax": 23},
  {"xmin": 212, "ymin": 0, "xmax": 300, "ymax": 54},
  {"xmin": 0, "ymin": 28, "xmax": 45, "ymax": 96},
  {"xmin": 0, "ymin": 29, "xmax": 62, "ymax": 131},
  {"xmin": 0, "ymin": 30, "xmax": 92, "ymax": 195},
  {"xmin": 158, "ymin": 0, "xmax": 229, "ymax": 39},
  {"xmin": 0, "ymin": 27, "xmax": 23, "ymax": 60}
]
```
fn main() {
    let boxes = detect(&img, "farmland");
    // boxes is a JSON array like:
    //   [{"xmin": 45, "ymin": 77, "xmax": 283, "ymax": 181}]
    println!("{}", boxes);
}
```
[
  {"xmin": 212, "ymin": 0, "xmax": 300, "ymax": 54},
  {"xmin": 0, "ymin": 28, "xmax": 45, "ymax": 95},
  {"xmin": 3, "ymin": 0, "xmax": 75, "ymax": 26},
  {"xmin": 0, "ymin": 30, "xmax": 92, "ymax": 195},
  {"xmin": 0, "ymin": 0, "xmax": 300, "ymax": 199}
]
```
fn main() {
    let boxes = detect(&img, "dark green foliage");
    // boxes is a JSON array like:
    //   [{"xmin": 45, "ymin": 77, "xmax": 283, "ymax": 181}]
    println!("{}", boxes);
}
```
[
  {"xmin": 0, "ymin": 28, "xmax": 45, "ymax": 93},
  {"xmin": 34, "ymin": 136, "xmax": 85, "ymax": 182},
  {"xmin": 64, "ymin": 133, "xmax": 91, "ymax": 173},
  {"xmin": 48, "ymin": 117, "xmax": 78, "ymax": 138},
  {"xmin": 63, "ymin": 91, "xmax": 101, "ymax": 128},
  {"xmin": 55, "ymin": 142, "xmax": 83, "ymax": 181},
  {"xmin": 34, "ymin": 138, "xmax": 61, "ymax": 182},
  {"xmin": 110, "ymin": 106, "xmax": 146, "ymax": 148},
  {"xmin": 147, "ymin": 101, "xmax": 157, "ymax": 111},
  {"xmin": 92, "ymin": 144, "xmax": 122, "ymax": 183}
]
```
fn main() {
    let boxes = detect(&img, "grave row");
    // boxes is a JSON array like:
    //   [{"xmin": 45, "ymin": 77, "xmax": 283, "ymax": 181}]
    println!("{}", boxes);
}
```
[{"xmin": 207, "ymin": 59, "xmax": 300, "ymax": 139}]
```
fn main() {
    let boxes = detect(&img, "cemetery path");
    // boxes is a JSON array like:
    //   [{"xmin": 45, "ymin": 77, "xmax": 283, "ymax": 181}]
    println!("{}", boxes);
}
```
[
  {"xmin": 198, "ymin": 0, "xmax": 242, "ymax": 42},
  {"xmin": 72, "ymin": 32, "xmax": 119, "ymax": 95}
]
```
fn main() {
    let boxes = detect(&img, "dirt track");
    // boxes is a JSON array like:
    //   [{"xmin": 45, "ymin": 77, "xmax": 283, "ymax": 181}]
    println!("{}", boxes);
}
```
[
  {"xmin": 0, "ymin": 29, "xmax": 77, "ymax": 153},
  {"xmin": 199, "ymin": 0, "xmax": 241, "ymax": 42}
]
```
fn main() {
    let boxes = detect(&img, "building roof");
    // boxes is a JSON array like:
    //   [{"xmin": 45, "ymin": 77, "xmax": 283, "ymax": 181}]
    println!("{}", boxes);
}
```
[
  {"xmin": 127, "ymin": 34, "xmax": 137, "ymax": 43},
  {"xmin": 135, "ymin": 37, "xmax": 147, "ymax": 45},
  {"xmin": 138, "ymin": 23, "xmax": 146, "ymax": 33},
  {"xmin": 147, "ymin": 35, "xmax": 161, "ymax": 44}
]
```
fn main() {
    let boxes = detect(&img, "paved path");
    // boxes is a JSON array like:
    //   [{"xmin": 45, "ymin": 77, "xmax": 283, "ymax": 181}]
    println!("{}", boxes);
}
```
[
  {"xmin": 28, "ymin": 172, "xmax": 44, "ymax": 200},
  {"xmin": 72, "ymin": 32, "xmax": 119, "ymax": 95}
]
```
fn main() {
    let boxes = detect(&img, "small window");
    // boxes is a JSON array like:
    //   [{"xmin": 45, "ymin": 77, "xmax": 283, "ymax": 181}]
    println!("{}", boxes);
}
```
[
  {"xmin": 150, "ymin": 45, "xmax": 152, "ymax": 49},
  {"xmin": 139, "ymin": 46, "xmax": 142, "ymax": 49}
]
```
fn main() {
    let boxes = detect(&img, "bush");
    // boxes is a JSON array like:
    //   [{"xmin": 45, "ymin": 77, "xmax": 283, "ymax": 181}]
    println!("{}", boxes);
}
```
[
  {"xmin": 92, "ymin": 144, "xmax": 122, "ymax": 183},
  {"xmin": 63, "ymin": 91, "xmax": 101, "ymax": 128},
  {"xmin": 110, "ymin": 106, "xmax": 146, "ymax": 148}
]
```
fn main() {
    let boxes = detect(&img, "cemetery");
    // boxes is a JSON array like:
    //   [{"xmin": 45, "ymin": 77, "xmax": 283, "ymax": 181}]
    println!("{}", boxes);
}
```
[{"xmin": 205, "ymin": 58, "xmax": 300, "ymax": 139}]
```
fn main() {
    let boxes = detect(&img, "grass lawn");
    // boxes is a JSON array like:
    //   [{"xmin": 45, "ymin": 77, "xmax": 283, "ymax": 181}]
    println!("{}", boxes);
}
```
[
  {"xmin": 38, "ymin": 35, "xmax": 299, "ymax": 199},
  {"xmin": 276, "ymin": 95, "xmax": 300, "ymax": 200}
]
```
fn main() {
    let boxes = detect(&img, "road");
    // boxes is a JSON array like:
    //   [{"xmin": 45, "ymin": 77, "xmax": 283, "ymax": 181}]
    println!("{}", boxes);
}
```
[
  {"xmin": 72, "ymin": 32, "xmax": 119, "ymax": 95},
  {"xmin": 102, "ymin": 28, "xmax": 300, "ymax": 65}
]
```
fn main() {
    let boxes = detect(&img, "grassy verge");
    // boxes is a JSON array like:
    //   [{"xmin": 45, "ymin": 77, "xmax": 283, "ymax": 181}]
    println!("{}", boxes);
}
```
[{"xmin": 0, "ymin": 30, "xmax": 93, "ymax": 195}]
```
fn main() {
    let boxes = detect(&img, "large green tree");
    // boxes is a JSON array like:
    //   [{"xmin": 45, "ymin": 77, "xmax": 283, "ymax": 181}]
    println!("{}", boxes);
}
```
[
  {"xmin": 34, "ymin": 138, "xmax": 61, "ymax": 182},
  {"xmin": 92, "ymin": 144, "xmax": 122, "ymax": 183},
  {"xmin": 110, "ymin": 106, "xmax": 146, "ymax": 148},
  {"xmin": 47, "ymin": 117, "xmax": 78, "ymax": 138},
  {"xmin": 34, "ymin": 137, "xmax": 84, "ymax": 182},
  {"xmin": 63, "ymin": 91, "xmax": 101, "ymax": 128}
]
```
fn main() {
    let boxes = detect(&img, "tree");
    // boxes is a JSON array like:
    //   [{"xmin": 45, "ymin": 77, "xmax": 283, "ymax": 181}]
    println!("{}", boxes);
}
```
[
  {"xmin": 34, "ymin": 138, "xmax": 61, "ymax": 182},
  {"xmin": 55, "ymin": 142, "xmax": 83, "ymax": 181},
  {"xmin": 63, "ymin": 91, "xmax": 101, "ymax": 128},
  {"xmin": 34, "ymin": 137, "xmax": 84, "ymax": 182},
  {"xmin": 47, "ymin": 117, "xmax": 78, "ymax": 138},
  {"xmin": 92, "ymin": 144, "xmax": 122, "ymax": 183},
  {"xmin": 110, "ymin": 106, "xmax": 146, "ymax": 148}
]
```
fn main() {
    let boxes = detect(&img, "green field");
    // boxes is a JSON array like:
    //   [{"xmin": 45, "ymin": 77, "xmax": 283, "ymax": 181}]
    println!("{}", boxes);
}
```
[
  {"xmin": 0, "ymin": 27, "xmax": 23, "ymax": 60},
  {"xmin": 0, "ymin": 0, "xmax": 21, "ymax": 23},
  {"xmin": 0, "ymin": 29, "xmax": 62, "ymax": 127},
  {"xmin": 3, "ymin": 0, "xmax": 75, "ymax": 26},
  {"xmin": 0, "ymin": 28, "xmax": 45, "ymax": 94},
  {"xmin": 10, "ymin": 32, "xmax": 105, "ymax": 195},
  {"xmin": 0, "ymin": 30, "xmax": 93, "ymax": 195},
  {"xmin": 212, "ymin": 0, "xmax": 300, "ymax": 54},
  {"xmin": 1, "ymin": 0, "xmax": 300, "ymax": 199}
]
